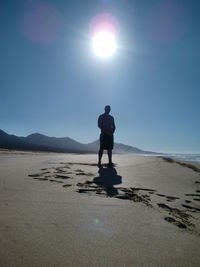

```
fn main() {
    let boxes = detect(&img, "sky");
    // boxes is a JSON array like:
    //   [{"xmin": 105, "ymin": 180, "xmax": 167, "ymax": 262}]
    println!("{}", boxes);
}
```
[{"xmin": 0, "ymin": 0, "xmax": 200, "ymax": 153}]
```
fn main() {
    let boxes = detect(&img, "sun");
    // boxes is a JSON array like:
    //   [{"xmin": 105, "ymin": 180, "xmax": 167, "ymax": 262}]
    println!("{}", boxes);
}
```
[
  {"xmin": 90, "ymin": 13, "xmax": 119, "ymax": 59},
  {"xmin": 92, "ymin": 30, "xmax": 117, "ymax": 58}
]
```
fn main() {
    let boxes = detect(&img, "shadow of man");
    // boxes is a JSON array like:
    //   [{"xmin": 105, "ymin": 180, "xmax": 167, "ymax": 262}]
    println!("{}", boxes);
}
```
[{"xmin": 93, "ymin": 167, "xmax": 122, "ymax": 197}]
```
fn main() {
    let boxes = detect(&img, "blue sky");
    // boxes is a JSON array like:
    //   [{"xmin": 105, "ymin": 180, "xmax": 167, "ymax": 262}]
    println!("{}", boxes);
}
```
[{"xmin": 0, "ymin": 0, "xmax": 200, "ymax": 153}]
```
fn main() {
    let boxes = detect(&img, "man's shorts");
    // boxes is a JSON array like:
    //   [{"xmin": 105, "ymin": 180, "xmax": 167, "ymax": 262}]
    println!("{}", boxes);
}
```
[{"xmin": 100, "ymin": 133, "xmax": 114, "ymax": 150}]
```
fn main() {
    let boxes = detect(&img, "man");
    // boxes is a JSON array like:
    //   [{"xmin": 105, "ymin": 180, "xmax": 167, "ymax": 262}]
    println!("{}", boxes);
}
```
[{"xmin": 98, "ymin": 105, "xmax": 115, "ymax": 167}]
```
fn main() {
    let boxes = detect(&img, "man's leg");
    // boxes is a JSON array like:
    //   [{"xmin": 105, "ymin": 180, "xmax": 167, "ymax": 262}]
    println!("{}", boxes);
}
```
[
  {"xmin": 107, "ymin": 149, "xmax": 113, "ymax": 165},
  {"xmin": 98, "ymin": 148, "xmax": 103, "ymax": 167}
]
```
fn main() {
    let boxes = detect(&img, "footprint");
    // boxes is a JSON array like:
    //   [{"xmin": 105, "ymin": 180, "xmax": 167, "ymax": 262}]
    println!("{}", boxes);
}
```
[
  {"xmin": 33, "ymin": 177, "xmax": 48, "ymax": 181},
  {"xmin": 158, "ymin": 203, "xmax": 191, "ymax": 222},
  {"xmin": 185, "ymin": 194, "xmax": 200, "ymax": 197},
  {"xmin": 156, "ymin": 194, "xmax": 179, "ymax": 201},
  {"xmin": 156, "ymin": 193, "xmax": 165, "ymax": 197},
  {"xmin": 76, "ymin": 172, "xmax": 94, "ymax": 176},
  {"xmin": 185, "ymin": 200, "xmax": 192, "ymax": 203},
  {"xmin": 84, "ymin": 180, "xmax": 93, "ymax": 185},
  {"xmin": 62, "ymin": 184, "xmax": 72, "ymax": 187},
  {"xmin": 49, "ymin": 179, "xmax": 63, "ymax": 183},
  {"xmin": 182, "ymin": 204, "xmax": 200, "ymax": 212},
  {"xmin": 118, "ymin": 188, "xmax": 152, "ymax": 206},
  {"xmin": 63, "ymin": 166, "xmax": 70, "ymax": 169},
  {"xmin": 164, "ymin": 217, "xmax": 187, "ymax": 229},
  {"xmin": 77, "ymin": 181, "xmax": 93, "ymax": 187},
  {"xmin": 28, "ymin": 173, "xmax": 42, "ymax": 177},
  {"xmin": 78, "ymin": 188, "xmax": 97, "ymax": 193},
  {"xmin": 158, "ymin": 203, "xmax": 173, "ymax": 212},
  {"xmin": 130, "ymin": 187, "xmax": 156, "ymax": 192},
  {"xmin": 29, "ymin": 171, "xmax": 50, "ymax": 177},
  {"xmin": 193, "ymin": 198, "xmax": 200, "ymax": 202},
  {"xmin": 55, "ymin": 174, "xmax": 71, "ymax": 179},
  {"xmin": 76, "ymin": 184, "xmax": 152, "ymax": 206},
  {"xmin": 54, "ymin": 169, "xmax": 67, "ymax": 173},
  {"xmin": 166, "ymin": 196, "xmax": 179, "ymax": 202}
]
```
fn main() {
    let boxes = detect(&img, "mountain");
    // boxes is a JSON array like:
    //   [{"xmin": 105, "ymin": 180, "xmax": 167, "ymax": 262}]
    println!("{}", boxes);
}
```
[
  {"xmin": 0, "ymin": 129, "xmax": 156, "ymax": 154},
  {"xmin": 26, "ymin": 133, "xmax": 88, "ymax": 151},
  {"xmin": 86, "ymin": 140, "xmax": 151, "ymax": 154}
]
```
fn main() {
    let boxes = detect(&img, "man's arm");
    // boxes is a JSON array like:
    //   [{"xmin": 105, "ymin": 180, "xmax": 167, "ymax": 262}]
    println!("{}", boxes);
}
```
[
  {"xmin": 98, "ymin": 116, "xmax": 102, "ymax": 130},
  {"xmin": 112, "ymin": 118, "xmax": 116, "ymax": 133}
]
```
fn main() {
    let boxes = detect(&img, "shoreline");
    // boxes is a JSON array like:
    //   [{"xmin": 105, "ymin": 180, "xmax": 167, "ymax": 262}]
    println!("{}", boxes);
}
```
[{"xmin": 1, "ymin": 148, "xmax": 200, "ymax": 164}]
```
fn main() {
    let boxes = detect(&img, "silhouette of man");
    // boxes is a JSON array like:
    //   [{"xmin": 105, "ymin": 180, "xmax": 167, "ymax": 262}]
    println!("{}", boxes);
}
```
[{"xmin": 98, "ymin": 105, "xmax": 115, "ymax": 167}]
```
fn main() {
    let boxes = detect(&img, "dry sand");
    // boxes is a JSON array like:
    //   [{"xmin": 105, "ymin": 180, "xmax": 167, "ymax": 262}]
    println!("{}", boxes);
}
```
[{"xmin": 0, "ymin": 150, "xmax": 200, "ymax": 267}]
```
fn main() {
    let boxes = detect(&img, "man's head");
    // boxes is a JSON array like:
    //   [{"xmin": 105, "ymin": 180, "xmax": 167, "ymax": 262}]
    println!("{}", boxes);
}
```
[{"xmin": 104, "ymin": 105, "xmax": 111, "ymax": 114}]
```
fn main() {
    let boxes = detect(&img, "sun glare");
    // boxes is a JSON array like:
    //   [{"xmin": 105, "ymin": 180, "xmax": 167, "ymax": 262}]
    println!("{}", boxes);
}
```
[
  {"xmin": 90, "ymin": 13, "xmax": 119, "ymax": 59},
  {"xmin": 92, "ymin": 31, "xmax": 117, "ymax": 58}
]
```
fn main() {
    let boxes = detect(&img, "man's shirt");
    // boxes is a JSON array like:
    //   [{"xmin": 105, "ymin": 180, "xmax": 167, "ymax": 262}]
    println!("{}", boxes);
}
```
[{"xmin": 98, "ymin": 113, "xmax": 116, "ymax": 135}]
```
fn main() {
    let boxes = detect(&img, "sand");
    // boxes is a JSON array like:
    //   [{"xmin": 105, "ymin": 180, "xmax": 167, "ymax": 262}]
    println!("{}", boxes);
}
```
[{"xmin": 0, "ymin": 150, "xmax": 200, "ymax": 267}]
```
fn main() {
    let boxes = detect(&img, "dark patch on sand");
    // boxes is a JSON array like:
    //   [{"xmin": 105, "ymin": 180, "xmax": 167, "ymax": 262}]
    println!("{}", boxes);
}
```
[
  {"xmin": 156, "ymin": 193, "xmax": 179, "ymax": 201},
  {"xmin": 158, "ymin": 203, "xmax": 193, "ymax": 228},
  {"xmin": 28, "ymin": 173, "xmax": 42, "ymax": 177},
  {"xmin": 185, "ymin": 194, "xmax": 200, "ymax": 197},
  {"xmin": 33, "ymin": 177, "xmax": 48, "ymax": 181},
  {"xmin": 76, "ymin": 171, "xmax": 94, "ymax": 176},
  {"xmin": 156, "ymin": 193, "xmax": 166, "ymax": 197},
  {"xmin": 76, "ymin": 179, "xmax": 153, "ymax": 207},
  {"xmin": 54, "ymin": 174, "xmax": 71, "ymax": 179},
  {"xmin": 185, "ymin": 200, "xmax": 192, "ymax": 203},
  {"xmin": 161, "ymin": 157, "xmax": 200, "ymax": 174},
  {"xmin": 78, "ymin": 188, "xmax": 98, "ymax": 193},
  {"xmin": 28, "ymin": 163, "xmax": 74, "ymax": 185},
  {"xmin": 164, "ymin": 217, "xmax": 187, "ymax": 229},
  {"xmin": 182, "ymin": 204, "xmax": 200, "ymax": 212},
  {"xmin": 62, "ymin": 184, "xmax": 72, "ymax": 188},
  {"xmin": 116, "ymin": 189, "xmax": 152, "ymax": 206},
  {"xmin": 54, "ymin": 168, "xmax": 68, "ymax": 173},
  {"xmin": 77, "ymin": 181, "xmax": 93, "ymax": 187},
  {"xmin": 49, "ymin": 179, "xmax": 63, "ymax": 183},
  {"xmin": 130, "ymin": 187, "xmax": 156, "ymax": 192}
]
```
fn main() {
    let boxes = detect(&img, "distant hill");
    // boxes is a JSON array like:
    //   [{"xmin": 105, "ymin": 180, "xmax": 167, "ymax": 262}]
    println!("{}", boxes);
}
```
[{"xmin": 0, "ymin": 129, "xmax": 157, "ymax": 154}]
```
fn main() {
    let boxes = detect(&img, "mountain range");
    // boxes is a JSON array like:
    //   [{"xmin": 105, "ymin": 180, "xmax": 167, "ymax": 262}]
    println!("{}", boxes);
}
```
[{"xmin": 0, "ymin": 129, "xmax": 156, "ymax": 154}]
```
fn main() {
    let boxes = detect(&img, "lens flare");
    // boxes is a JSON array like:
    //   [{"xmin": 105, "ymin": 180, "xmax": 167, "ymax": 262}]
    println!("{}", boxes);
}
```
[
  {"xmin": 94, "ymin": 218, "xmax": 100, "ymax": 224},
  {"xmin": 19, "ymin": 0, "xmax": 62, "ymax": 44}
]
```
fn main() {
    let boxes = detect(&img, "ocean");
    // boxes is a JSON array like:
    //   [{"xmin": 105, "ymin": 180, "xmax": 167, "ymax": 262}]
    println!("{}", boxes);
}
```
[{"xmin": 165, "ymin": 154, "xmax": 200, "ymax": 163}]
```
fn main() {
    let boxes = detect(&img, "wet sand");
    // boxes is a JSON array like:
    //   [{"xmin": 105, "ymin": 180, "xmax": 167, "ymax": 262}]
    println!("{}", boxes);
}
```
[{"xmin": 0, "ymin": 150, "xmax": 200, "ymax": 266}]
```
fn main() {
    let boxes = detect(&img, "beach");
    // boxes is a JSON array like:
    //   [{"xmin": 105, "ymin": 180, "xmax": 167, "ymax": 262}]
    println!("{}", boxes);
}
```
[{"xmin": 0, "ymin": 150, "xmax": 200, "ymax": 267}]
